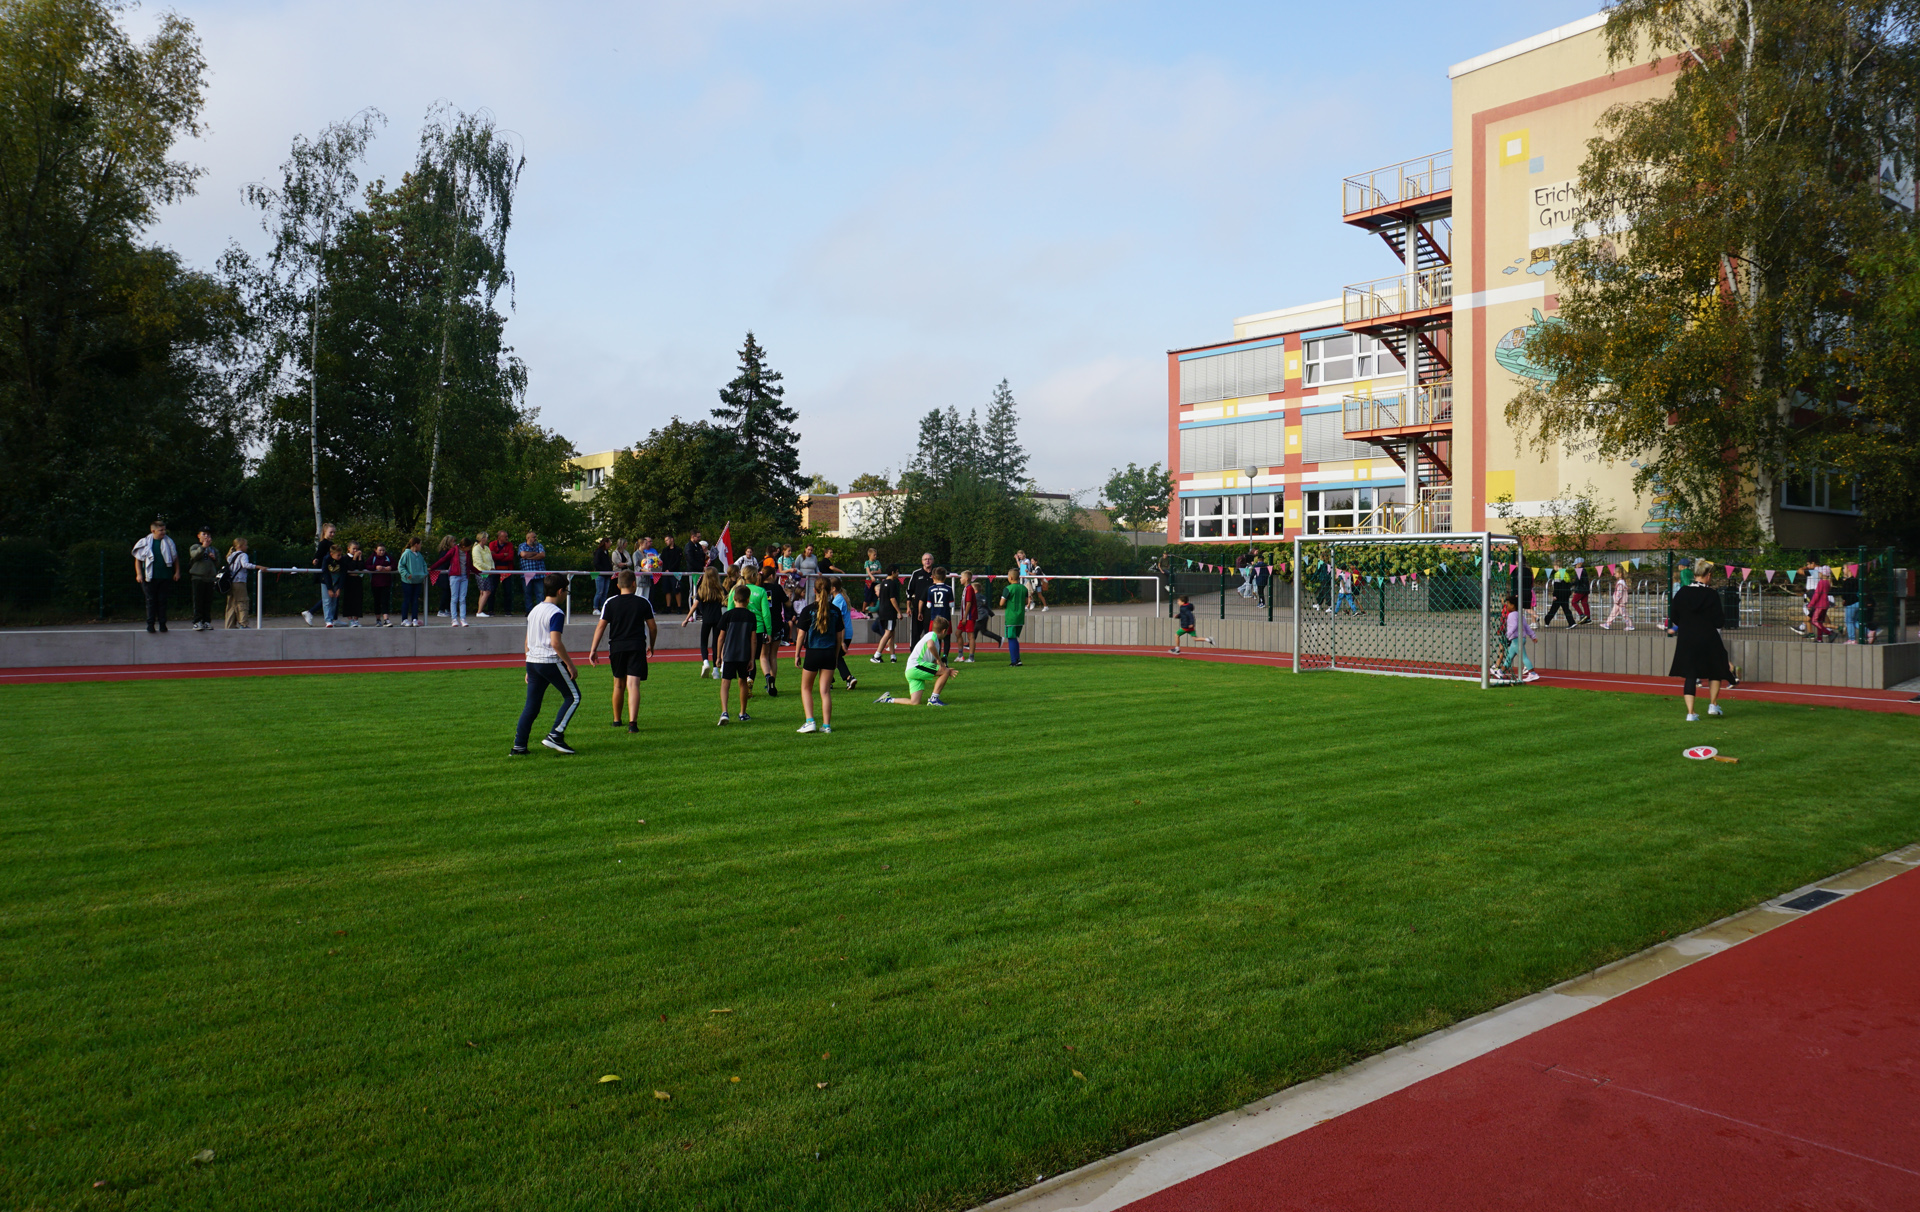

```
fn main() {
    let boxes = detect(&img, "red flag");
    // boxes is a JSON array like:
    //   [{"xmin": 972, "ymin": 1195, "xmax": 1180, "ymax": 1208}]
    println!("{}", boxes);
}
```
[{"xmin": 715, "ymin": 522, "xmax": 733, "ymax": 571}]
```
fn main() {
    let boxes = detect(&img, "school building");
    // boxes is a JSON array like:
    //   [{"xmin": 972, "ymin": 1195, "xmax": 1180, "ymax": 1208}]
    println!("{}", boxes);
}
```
[{"xmin": 1168, "ymin": 12, "xmax": 1878, "ymax": 548}]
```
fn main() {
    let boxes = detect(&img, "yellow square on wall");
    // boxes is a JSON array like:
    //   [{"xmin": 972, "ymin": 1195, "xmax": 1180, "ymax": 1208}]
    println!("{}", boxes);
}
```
[
  {"xmin": 1285, "ymin": 351, "xmax": 1302, "ymax": 379},
  {"xmin": 1286, "ymin": 427, "xmax": 1300, "ymax": 449},
  {"xmin": 1498, "ymin": 129, "xmax": 1529, "ymax": 165}
]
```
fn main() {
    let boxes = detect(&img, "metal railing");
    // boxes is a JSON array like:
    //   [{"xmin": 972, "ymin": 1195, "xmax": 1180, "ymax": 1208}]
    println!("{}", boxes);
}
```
[
  {"xmin": 1343, "ymin": 266, "xmax": 1453, "ymax": 324},
  {"xmin": 1342, "ymin": 150, "xmax": 1454, "ymax": 216},
  {"xmin": 1341, "ymin": 380, "xmax": 1454, "ymax": 433}
]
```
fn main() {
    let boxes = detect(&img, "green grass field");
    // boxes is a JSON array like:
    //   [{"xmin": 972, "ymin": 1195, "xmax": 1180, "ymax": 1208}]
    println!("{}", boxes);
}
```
[{"xmin": 4, "ymin": 655, "xmax": 1917, "ymax": 1210}]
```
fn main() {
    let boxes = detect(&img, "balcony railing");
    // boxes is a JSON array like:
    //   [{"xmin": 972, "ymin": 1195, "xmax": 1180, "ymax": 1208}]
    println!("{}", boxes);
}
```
[
  {"xmin": 1342, "ymin": 150, "xmax": 1453, "ymax": 216},
  {"xmin": 1343, "ymin": 267, "xmax": 1453, "ymax": 325},
  {"xmin": 1341, "ymin": 380, "xmax": 1454, "ymax": 434}
]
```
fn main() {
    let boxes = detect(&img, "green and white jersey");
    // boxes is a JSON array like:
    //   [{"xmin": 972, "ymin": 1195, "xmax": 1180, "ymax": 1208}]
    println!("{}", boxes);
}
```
[
  {"xmin": 907, "ymin": 631, "xmax": 943, "ymax": 673},
  {"xmin": 1000, "ymin": 581, "xmax": 1029, "ymax": 623}
]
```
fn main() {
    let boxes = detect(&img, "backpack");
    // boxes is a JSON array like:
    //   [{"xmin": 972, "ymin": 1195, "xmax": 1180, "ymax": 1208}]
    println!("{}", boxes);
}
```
[{"xmin": 216, "ymin": 551, "xmax": 236, "ymax": 593}]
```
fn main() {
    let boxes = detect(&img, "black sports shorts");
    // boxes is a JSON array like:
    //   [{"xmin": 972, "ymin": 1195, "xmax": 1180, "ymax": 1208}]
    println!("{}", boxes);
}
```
[
  {"xmin": 609, "ymin": 648, "xmax": 647, "ymax": 681},
  {"xmin": 721, "ymin": 660, "xmax": 754, "ymax": 681},
  {"xmin": 801, "ymin": 648, "xmax": 838, "ymax": 672}
]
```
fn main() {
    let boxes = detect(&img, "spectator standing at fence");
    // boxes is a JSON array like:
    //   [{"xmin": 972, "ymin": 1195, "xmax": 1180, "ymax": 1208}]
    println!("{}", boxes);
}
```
[
  {"xmin": 518, "ymin": 531, "xmax": 547, "ymax": 607},
  {"xmin": 907, "ymin": 553, "xmax": 935, "ymax": 645},
  {"xmin": 132, "ymin": 518, "xmax": 179, "ymax": 633},
  {"xmin": 1669, "ymin": 560, "xmax": 1736, "ymax": 719},
  {"xmin": 223, "ymin": 537, "xmax": 255, "ymax": 629},
  {"xmin": 369, "ymin": 543, "xmax": 395, "ymax": 626},
  {"xmin": 610, "ymin": 538, "xmax": 631, "ymax": 603},
  {"xmin": 1839, "ymin": 568, "xmax": 1862, "ymax": 644},
  {"xmin": 863, "ymin": 548, "xmax": 883, "ymax": 609},
  {"xmin": 301, "ymin": 523, "xmax": 337, "ymax": 626},
  {"xmin": 796, "ymin": 544, "xmax": 820, "ymax": 602},
  {"xmin": 186, "ymin": 527, "xmax": 220, "ymax": 631},
  {"xmin": 1570, "ymin": 558, "xmax": 1593, "ymax": 624},
  {"xmin": 430, "ymin": 535, "xmax": 472, "ymax": 626},
  {"xmin": 685, "ymin": 528, "xmax": 709, "ymax": 572},
  {"xmin": 470, "ymin": 532, "xmax": 495, "ymax": 617},
  {"xmin": 592, "ymin": 538, "xmax": 613, "ymax": 615},
  {"xmin": 490, "ymin": 530, "xmax": 519, "ymax": 616},
  {"xmin": 341, "ymin": 541, "xmax": 367, "ymax": 627},
  {"xmin": 1600, "ymin": 569, "xmax": 1634, "ymax": 629},
  {"xmin": 661, "ymin": 534, "xmax": 684, "ymax": 613},
  {"xmin": 398, "ymin": 537, "xmax": 427, "ymax": 626},
  {"xmin": 1255, "ymin": 555, "xmax": 1272, "ymax": 608},
  {"xmin": 317, "ymin": 541, "xmax": 343, "ymax": 626}
]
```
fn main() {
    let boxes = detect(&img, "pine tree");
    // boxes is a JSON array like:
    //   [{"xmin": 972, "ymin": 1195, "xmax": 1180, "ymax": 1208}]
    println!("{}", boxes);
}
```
[
  {"xmin": 712, "ymin": 331, "xmax": 803, "ymax": 529},
  {"xmin": 981, "ymin": 379, "xmax": 1027, "ymax": 491}
]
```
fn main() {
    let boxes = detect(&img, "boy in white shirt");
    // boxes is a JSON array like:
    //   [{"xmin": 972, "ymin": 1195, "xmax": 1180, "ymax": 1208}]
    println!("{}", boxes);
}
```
[{"xmin": 512, "ymin": 575, "xmax": 583, "ymax": 755}]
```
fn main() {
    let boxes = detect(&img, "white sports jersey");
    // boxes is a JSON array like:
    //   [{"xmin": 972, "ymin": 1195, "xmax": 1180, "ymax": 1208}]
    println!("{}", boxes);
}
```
[
  {"xmin": 525, "ymin": 601, "xmax": 565, "ymax": 663},
  {"xmin": 908, "ymin": 631, "xmax": 942, "ymax": 671}
]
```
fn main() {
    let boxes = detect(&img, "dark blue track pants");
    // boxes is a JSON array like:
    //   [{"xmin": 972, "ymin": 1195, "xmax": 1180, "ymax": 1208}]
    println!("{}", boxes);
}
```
[{"xmin": 516, "ymin": 661, "xmax": 582, "ymax": 747}]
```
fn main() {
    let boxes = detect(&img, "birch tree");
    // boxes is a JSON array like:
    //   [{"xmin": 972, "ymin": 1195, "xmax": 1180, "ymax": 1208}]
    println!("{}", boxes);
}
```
[
  {"xmin": 244, "ymin": 109, "xmax": 383, "ymax": 538},
  {"xmin": 1506, "ymin": 0, "xmax": 1920, "ymax": 545},
  {"xmin": 414, "ymin": 104, "xmax": 523, "ymax": 538}
]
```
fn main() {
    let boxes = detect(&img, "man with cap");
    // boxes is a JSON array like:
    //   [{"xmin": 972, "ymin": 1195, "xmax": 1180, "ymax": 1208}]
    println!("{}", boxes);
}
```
[{"xmin": 1570, "ymin": 558, "xmax": 1593, "ymax": 626}]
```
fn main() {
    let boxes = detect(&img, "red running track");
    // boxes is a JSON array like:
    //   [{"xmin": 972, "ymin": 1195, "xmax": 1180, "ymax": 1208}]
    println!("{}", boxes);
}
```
[
  {"xmin": 1122, "ymin": 865, "xmax": 1920, "ymax": 1212},
  {"xmin": 0, "ymin": 644, "xmax": 1915, "ymax": 715}
]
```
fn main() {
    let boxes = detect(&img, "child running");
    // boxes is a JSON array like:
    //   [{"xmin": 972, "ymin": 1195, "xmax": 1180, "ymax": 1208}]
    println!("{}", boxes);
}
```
[
  {"xmin": 874, "ymin": 616, "xmax": 955, "ymax": 706},
  {"xmin": 1171, "ymin": 595, "xmax": 1215, "ymax": 653},
  {"xmin": 999, "ymin": 567, "xmax": 1028, "ymax": 666},
  {"xmin": 511, "ymin": 574, "xmax": 582, "ymax": 755},
  {"xmin": 793, "ymin": 579, "xmax": 847, "ymax": 732},
  {"xmin": 717, "ymin": 586, "xmax": 758, "ymax": 724}
]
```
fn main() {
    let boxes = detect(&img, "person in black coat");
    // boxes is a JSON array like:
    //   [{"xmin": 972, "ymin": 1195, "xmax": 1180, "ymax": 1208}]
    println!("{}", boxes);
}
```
[{"xmin": 1668, "ymin": 559, "xmax": 1737, "ymax": 721}]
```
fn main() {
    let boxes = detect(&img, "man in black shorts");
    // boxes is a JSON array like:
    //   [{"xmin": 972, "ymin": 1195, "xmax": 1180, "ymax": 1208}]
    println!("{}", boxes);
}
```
[{"xmin": 586, "ymin": 572, "xmax": 658, "ymax": 733}]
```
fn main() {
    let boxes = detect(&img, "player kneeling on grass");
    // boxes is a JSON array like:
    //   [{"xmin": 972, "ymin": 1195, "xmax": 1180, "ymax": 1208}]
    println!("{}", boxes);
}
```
[
  {"xmin": 717, "ymin": 586, "xmax": 759, "ymax": 725},
  {"xmin": 793, "ymin": 579, "xmax": 847, "ymax": 733},
  {"xmin": 1171, "ymin": 595, "xmax": 1215, "ymax": 654},
  {"xmin": 586, "ymin": 571, "xmax": 657, "ymax": 733},
  {"xmin": 875, "ymin": 616, "xmax": 955, "ymax": 706},
  {"xmin": 512, "ymin": 574, "xmax": 582, "ymax": 756}
]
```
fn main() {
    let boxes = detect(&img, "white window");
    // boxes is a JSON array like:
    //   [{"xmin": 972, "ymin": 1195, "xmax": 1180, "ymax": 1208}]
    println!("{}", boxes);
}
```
[
  {"xmin": 1303, "ymin": 486, "xmax": 1405, "ymax": 535},
  {"xmin": 1180, "ymin": 493, "xmax": 1284, "ymax": 540},
  {"xmin": 1781, "ymin": 469, "xmax": 1860, "ymax": 514},
  {"xmin": 1303, "ymin": 334, "xmax": 1401, "ymax": 386}
]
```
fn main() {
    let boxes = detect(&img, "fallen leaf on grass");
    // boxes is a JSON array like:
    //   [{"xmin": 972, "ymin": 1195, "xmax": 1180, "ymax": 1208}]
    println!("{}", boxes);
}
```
[
  {"xmin": 660, "ymin": 1014, "xmax": 667, "ymax": 1023},
  {"xmin": 821, "ymin": 1052, "xmax": 830, "ymax": 1059},
  {"xmin": 190, "ymin": 1149, "xmax": 215, "ymax": 1164},
  {"xmin": 94, "ymin": 1180, "xmax": 107, "ymax": 1188},
  {"xmin": 653, "ymin": 1090, "xmax": 671, "ymax": 1100},
  {"xmin": 1064, "ymin": 1045, "xmax": 1075, "ymax": 1052},
  {"xmin": 465, "ymin": 1041, "xmax": 477, "ymax": 1048},
  {"xmin": 335, "ymin": 930, "xmax": 347, "ymax": 936},
  {"xmin": 730, "ymin": 1076, "xmax": 740, "ymax": 1083},
  {"xmin": 709, "ymin": 1008, "xmax": 732, "ymax": 1015},
  {"xmin": 816, "ymin": 1082, "xmax": 829, "ymax": 1089},
  {"xmin": 327, "ymin": 949, "xmax": 337, "ymax": 956},
  {"xmin": 1071, "ymin": 1070, "xmax": 1085, "ymax": 1080},
  {"xmin": 599, "ymin": 1075, "xmax": 621, "ymax": 1084}
]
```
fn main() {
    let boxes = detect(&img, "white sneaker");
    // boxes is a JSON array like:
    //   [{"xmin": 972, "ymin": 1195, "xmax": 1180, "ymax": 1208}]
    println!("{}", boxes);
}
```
[
  {"xmin": 1686, "ymin": 712, "xmax": 1699, "ymax": 721},
  {"xmin": 349, "ymin": 621, "xmax": 362, "ymax": 628},
  {"xmin": 797, "ymin": 720, "xmax": 818, "ymax": 734},
  {"xmin": 1707, "ymin": 704, "xmax": 1724, "ymax": 716},
  {"xmin": 437, "ymin": 610, "xmax": 449, "ymax": 617},
  {"xmin": 1522, "ymin": 670, "xmax": 1539, "ymax": 682},
  {"xmin": 477, "ymin": 612, "xmax": 490, "ymax": 618},
  {"xmin": 302, "ymin": 610, "xmax": 313, "ymax": 626},
  {"xmin": 869, "ymin": 655, "xmax": 882, "ymax": 664},
  {"xmin": 324, "ymin": 621, "xmax": 334, "ymax": 628}
]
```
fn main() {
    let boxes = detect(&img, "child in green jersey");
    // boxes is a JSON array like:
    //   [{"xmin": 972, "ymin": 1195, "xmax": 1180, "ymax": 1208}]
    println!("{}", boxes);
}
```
[
  {"xmin": 999, "ymin": 567, "xmax": 1029, "ymax": 666},
  {"xmin": 873, "ymin": 617, "xmax": 955, "ymax": 706}
]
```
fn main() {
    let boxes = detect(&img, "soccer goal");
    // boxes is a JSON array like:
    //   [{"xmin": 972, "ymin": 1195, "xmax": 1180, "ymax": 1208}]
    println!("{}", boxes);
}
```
[{"xmin": 1291, "ymin": 532, "xmax": 1524, "ymax": 687}]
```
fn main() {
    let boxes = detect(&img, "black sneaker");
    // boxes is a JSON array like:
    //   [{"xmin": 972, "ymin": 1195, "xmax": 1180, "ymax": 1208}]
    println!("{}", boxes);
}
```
[
  {"xmin": 542, "ymin": 734, "xmax": 577, "ymax": 755},
  {"xmin": 846, "ymin": 676, "xmax": 858, "ymax": 691},
  {"xmin": 510, "ymin": 745, "xmax": 529, "ymax": 756},
  {"xmin": 766, "ymin": 680, "xmax": 778, "ymax": 698},
  {"xmin": 611, "ymin": 720, "xmax": 627, "ymax": 727},
  {"xmin": 626, "ymin": 722, "xmax": 638, "ymax": 733}
]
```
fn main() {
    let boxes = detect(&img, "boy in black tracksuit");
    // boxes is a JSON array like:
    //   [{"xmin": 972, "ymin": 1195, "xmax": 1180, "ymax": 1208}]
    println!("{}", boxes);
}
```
[{"xmin": 717, "ymin": 588, "xmax": 759, "ymax": 724}]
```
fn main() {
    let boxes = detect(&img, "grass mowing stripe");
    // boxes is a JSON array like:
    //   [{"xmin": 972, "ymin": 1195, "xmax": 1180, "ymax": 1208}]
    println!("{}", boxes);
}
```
[{"xmin": 2, "ymin": 656, "xmax": 1916, "ymax": 1210}]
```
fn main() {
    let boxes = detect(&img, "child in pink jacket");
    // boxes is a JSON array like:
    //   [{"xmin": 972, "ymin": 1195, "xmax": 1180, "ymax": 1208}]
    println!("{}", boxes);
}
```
[{"xmin": 1600, "ymin": 572, "xmax": 1633, "ymax": 629}]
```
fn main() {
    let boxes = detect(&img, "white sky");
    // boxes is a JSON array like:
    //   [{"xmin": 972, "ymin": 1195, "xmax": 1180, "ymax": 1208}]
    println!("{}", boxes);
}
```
[{"xmin": 134, "ymin": 0, "xmax": 1601, "ymax": 501}]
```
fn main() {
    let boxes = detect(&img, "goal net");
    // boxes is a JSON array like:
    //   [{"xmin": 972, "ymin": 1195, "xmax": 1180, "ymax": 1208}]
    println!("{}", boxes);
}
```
[{"xmin": 1291, "ymin": 532, "xmax": 1524, "ymax": 687}]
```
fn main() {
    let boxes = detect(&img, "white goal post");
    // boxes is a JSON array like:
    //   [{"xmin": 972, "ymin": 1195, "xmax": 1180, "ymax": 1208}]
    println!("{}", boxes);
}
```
[{"xmin": 1291, "ymin": 532, "xmax": 1524, "ymax": 688}]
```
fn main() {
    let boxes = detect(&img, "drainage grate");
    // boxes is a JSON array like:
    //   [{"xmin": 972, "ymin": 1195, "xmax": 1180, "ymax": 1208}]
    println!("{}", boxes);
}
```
[{"xmin": 1780, "ymin": 889, "xmax": 1844, "ymax": 912}]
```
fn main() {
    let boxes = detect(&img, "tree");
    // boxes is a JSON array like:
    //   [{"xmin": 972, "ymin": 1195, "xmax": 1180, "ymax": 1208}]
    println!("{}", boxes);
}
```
[
  {"xmin": 848, "ymin": 472, "xmax": 891, "ymax": 493},
  {"xmin": 244, "ymin": 109, "xmax": 384, "ymax": 537},
  {"xmin": 414, "ymin": 104, "xmax": 524, "ymax": 537},
  {"xmin": 981, "ymin": 379, "xmax": 1027, "ymax": 490},
  {"xmin": 0, "ymin": 0, "xmax": 252, "ymax": 544},
  {"xmin": 806, "ymin": 473, "xmax": 840, "ymax": 496},
  {"xmin": 1491, "ymin": 480, "xmax": 1618, "ymax": 555},
  {"xmin": 1102, "ymin": 462, "xmax": 1174, "ymax": 550},
  {"xmin": 711, "ymin": 331, "xmax": 803, "ymax": 530},
  {"xmin": 591, "ymin": 418, "xmax": 742, "ymax": 542},
  {"xmin": 1507, "ymin": 0, "xmax": 1920, "ymax": 546}
]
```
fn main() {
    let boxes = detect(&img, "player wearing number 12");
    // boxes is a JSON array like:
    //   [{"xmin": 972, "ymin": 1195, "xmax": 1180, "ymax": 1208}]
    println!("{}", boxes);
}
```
[{"xmin": 999, "ymin": 570, "xmax": 1028, "ymax": 666}]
